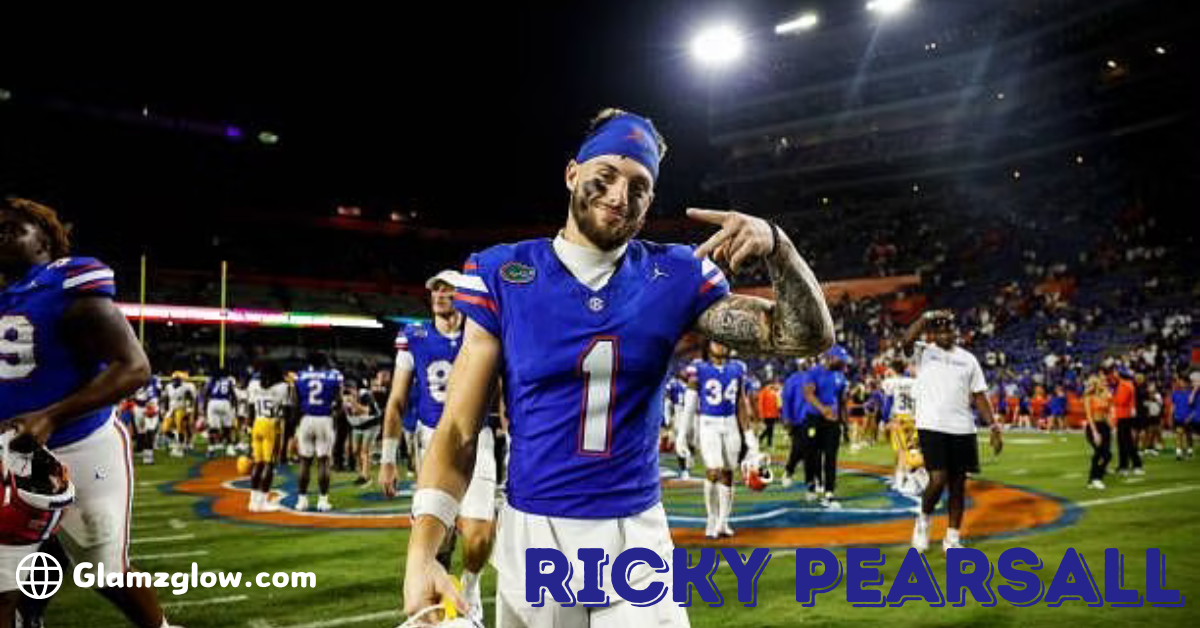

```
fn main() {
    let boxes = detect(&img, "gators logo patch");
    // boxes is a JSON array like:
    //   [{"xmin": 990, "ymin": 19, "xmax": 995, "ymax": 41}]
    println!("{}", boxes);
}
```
[{"xmin": 500, "ymin": 262, "xmax": 536, "ymax": 284}]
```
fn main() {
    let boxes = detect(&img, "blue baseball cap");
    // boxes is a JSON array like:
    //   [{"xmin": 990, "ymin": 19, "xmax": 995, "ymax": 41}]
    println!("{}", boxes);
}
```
[{"xmin": 825, "ymin": 345, "xmax": 851, "ymax": 363}]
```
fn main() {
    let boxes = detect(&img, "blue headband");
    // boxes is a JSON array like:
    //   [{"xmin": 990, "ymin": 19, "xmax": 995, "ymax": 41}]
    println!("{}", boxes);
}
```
[{"xmin": 575, "ymin": 113, "xmax": 661, "ymax": 181}]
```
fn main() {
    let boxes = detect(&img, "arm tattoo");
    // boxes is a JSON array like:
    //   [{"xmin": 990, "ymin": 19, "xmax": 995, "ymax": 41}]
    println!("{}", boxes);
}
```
[
  {"xmin": 696, "ymin": 294, "xmax": 772, "ymax": 354},
  {"xmin": 696, "ymin": 236, "xmax": 834, "ymax": 356}
]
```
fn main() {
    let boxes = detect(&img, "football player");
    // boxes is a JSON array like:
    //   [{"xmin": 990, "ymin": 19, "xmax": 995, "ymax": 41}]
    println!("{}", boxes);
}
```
[
  {"xmin": 660, "ymin": 370, "xmax": 690, "ymax": 479},
  {"xmin": 248, "ymin": 361, "xmax": 291, "ymax": 513},
  {"xmin": 685, "ymin": 340, "xmax": 754, "ymax": 538},
  {"xmin": 293, "ymin": 353, "xmax": 343, "ymax": 512},
  {"xmin": 882, "ymin": 359, "xmax": 925, "ymax": 496},
  {"xmin": 132, "ymin": 376, "xmax": 161, "ymax": 463},
  {"xmin": 0, "ymin": 197, "xmax": 179, "ymax": 627},
  {"xmin": 382, "ymin": 271, "xmax": 498, "ymax": 624},
  {"xmin": 203, "ymin": 368, "xmax": 238, "ymax": 457},
  {"xmin": 403, "ymin": 109, "xmax": 834, "ymax": 626},
  {"xmin": 162, "ymin": 371, "xmax": 197, "ymax": 457}
]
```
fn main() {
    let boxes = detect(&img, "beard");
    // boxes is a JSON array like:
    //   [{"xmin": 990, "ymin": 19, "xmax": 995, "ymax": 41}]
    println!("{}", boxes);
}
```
[{"xmin": 570, "ymin": 184, "xmax": 646, "ymax": 251}]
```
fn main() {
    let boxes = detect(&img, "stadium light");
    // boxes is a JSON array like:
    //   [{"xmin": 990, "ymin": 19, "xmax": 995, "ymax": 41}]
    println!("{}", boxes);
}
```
[
  {"xmin": 775, "ymin": 12, "xmax": 819, "ymax": 35},
  {"xmin": 691, "ymin": 23, "xmax": 745, "ymax": 67},
  {"xmin": 866, "ymin": 0, "xmax": 913, "ymax": 16}
]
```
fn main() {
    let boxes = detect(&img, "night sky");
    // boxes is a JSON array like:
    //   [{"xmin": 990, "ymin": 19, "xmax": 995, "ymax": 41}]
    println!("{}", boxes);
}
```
[
  {"xmin": 1, "ymin": 2, "xmax": 800, "ymax": 231},
  {"xmin": 2, "ymin": 1, "xmax": 1194, "ymax": 244}
]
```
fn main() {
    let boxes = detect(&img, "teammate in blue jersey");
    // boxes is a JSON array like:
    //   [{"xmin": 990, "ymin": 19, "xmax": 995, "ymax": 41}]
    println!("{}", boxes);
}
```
[
  {"xmin": 1171, "ymin": 374, "xmax": 1195, "ymax": 460},
  {"xmin": 0, "ymin": 197, "xmax": 179, "ymax": 627},
  {"xmin": 804, "ymin": 346, "xmax": 851, "ymax": 508},
  {"xmin": 203, "ymin": 368, "xmax": 238, "ymax": 457},
  {"xmin": 403, "ymin": 108, "xmax": 834, "ymax": 626},
  {"xmin": 662, "ymin": 371, "xmax": 692, "ymax": 479},
  {"xmin": 293, "ymin": 353, "xmax": 343, "ymax": 512},
  {"xmin": 684, "ymin": 341, "xmax": 755, "ymax": 539},
  {"xmin": 383, "ymin": 270, "xmax": 498, "ymax": 624}
]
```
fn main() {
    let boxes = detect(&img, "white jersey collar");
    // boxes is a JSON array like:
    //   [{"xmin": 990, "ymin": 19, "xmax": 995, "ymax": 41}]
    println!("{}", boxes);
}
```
[{"xmin": 552, "ymin": 232, "xmax": 627, "ymax": 291}]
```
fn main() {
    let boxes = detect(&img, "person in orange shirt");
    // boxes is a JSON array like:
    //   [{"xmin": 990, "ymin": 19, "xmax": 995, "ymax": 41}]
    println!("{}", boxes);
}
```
[
  {"xmin": 1108, "ymin": 365, "xmax": 1144, "ymax": 476},
  {"xmin": 1083, "ymin": 376, "xmax": 1114, "ymax": 489},
  {"xmin": 757, "ymin": 381, "xmax": 782, "ymax": 448},
  {"xmin": 1030, "ymin": 386, "xmax": 1049, "ymax": 431},
  {"xmin": 1005, "ymin": 388, "xmax": 1021, "ymax": 426}
]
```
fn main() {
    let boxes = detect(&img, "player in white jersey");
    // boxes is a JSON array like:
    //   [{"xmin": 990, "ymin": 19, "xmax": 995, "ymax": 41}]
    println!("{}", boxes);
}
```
[
  {"xmin": 248, "ymin": 362, "xmax": 293, "ymax": 512},
  {"xmin": 132, "ymin": 378, "xmax": 161, "ymax": 464},
  {"xmin": 162, "ymin": 373, "xmax": 197, "ymax": 457},
  {"xmin": 881, "ymin": 359, "xmax": 925, "ymax": 496}
]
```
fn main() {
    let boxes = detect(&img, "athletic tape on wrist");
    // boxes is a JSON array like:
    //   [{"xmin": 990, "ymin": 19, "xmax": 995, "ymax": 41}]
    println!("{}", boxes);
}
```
[
  {"xmin": 412, "ymin": 488, "xmax": 459, "ymax": 531},
  {"xmin": 381, "ymin": 437, "xmax": 400, "ymax": 465}
]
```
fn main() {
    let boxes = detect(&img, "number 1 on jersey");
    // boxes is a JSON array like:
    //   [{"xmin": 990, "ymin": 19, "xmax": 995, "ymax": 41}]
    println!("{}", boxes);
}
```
[{"xmin": 578, "ymin": 337, "xmax": 618, "ymax": 455}]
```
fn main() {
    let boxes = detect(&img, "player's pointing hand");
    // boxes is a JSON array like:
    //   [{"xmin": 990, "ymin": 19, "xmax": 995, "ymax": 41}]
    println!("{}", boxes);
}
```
[{"xmin": 688, "ymin": 208, "xmax": 777, "ymax": 274}]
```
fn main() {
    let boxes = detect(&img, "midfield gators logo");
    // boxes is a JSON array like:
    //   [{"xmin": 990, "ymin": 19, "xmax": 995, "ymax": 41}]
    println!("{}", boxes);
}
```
[{"xmin": 500, "ymin": 262, "xmax": 536, "ymax": 284}]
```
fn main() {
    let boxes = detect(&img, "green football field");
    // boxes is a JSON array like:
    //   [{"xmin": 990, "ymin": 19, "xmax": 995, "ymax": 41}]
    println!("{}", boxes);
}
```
[{"xmin": 42, "ymin": 432, "xmax": 1199, "ymax": 627}]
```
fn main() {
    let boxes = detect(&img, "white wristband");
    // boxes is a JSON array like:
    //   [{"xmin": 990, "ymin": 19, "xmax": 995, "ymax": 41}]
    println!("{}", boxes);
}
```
[
  {"xmin": 381, "ymin": 437, "xmax": 400, "ymax": 465},
  {"xmin": 412, "ymin": 488, "xmax": 459, "ymax": 531}
]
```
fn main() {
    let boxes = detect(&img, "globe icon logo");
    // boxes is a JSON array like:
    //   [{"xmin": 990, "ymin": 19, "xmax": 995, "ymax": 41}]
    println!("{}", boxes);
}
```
[{"xmin": 16, "ymin": 552, "xmax": 63, "ymax": 600}]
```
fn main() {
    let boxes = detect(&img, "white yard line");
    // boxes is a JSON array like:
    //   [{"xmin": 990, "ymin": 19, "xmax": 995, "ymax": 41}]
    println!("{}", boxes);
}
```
[
  {"xmin": 163, "ymin": 594, "xmax": 248, "ymax": 609},
  {"xmin": 1077, "ymin": 485, "xmax": 1200, "ymax": 507},
  {"xmin": 131, "ymin": 533, "xmax": 196, "ymax": 545},
  {"xmin": 131, "ymin": 550, "xmax": 209, "ymax": 561}
]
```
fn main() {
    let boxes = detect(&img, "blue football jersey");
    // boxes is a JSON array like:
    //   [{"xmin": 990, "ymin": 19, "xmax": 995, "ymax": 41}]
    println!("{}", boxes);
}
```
[
  {"xmin": 0, "ymin": 257, "xmax": 120, "ymax": 449},
  {"xmin": 395, "ymin": 322, "xmax": 462, "ymax": 428},
  {"xmin": 455, "ymin": 238, "xmax": 729, "ymax": 518},
  {"xmin": 403, "ymin": 401, "xmax": 419, "ymax": 432},
  {"xmin": 296, "ymin": 368, "xmax": 344, "ymax": 416},
  {"xmin": 688, "ymin": 359, "xmax": 748, "ymax": 418},
  {"xmin": 665, "ymin": 378, "xmax": 686, "ymax": 407},
  {"xmin": 134, "ymin": 377, "xmax": 160, "ymax": 406},
  {"xmin": 206, "ymin": 375, "xmax": 237, "ymax": 402}
]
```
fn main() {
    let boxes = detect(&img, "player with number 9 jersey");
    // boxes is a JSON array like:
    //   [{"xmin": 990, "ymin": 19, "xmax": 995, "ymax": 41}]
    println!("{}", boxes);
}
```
[
  {"xmin": 0, "ymin": 197, "xmax": 179, "ymax": 624},
  {"xmin": 395, "ymin": 320, "xmax": 461, "ymax": 463}
]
